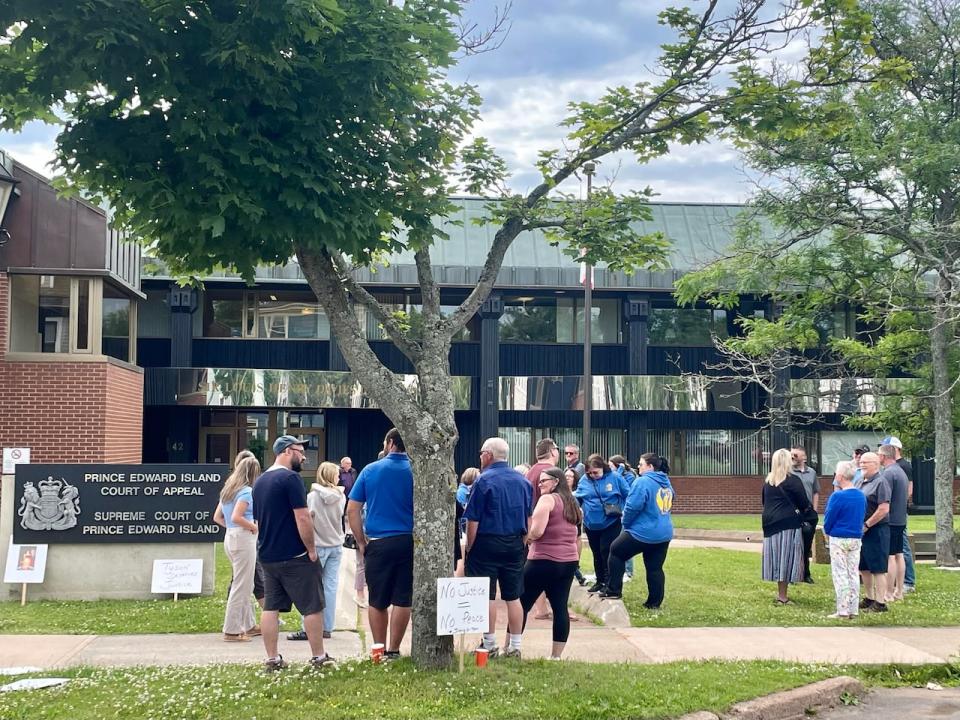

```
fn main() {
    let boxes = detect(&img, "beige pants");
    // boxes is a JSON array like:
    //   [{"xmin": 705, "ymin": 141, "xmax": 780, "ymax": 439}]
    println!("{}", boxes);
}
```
[{"xmin": 223, "ymin": 527, "xmax": 257, "ymax": 634}]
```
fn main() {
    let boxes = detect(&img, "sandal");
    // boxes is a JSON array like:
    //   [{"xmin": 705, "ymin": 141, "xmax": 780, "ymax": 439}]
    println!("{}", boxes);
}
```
[
  {"xmin": 774, "ymin": 598, "xmax": 793, "ymax": 605},
  {"xmin": 224, "ymin": 633, "xmax": 251, "ymax": 642}
]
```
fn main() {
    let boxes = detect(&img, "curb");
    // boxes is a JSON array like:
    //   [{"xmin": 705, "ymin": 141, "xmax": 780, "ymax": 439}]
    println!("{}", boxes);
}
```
[
  {"xmin": 567, "ymin": 583, "xmax": 631, "ymax": 628},
  {"xmin": 677, "ymin": 676, "xmax": 863, "ymax": 720},
  {"xmin": 673, "ymin": 529, "xmax": 761, "ymax": 543}
]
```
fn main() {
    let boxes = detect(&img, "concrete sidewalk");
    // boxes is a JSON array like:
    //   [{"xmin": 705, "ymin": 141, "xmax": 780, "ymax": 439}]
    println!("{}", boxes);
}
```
[
  {"xmin": 3, "ymin": 547, "xmax": 959, "ymax": 670},
  {"xmin": 3, "ymin": 624, "xmax": 959, "ymax": 669}
]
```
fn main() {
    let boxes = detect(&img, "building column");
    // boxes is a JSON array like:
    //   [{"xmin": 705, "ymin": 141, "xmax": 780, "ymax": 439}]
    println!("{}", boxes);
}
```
[
  {"xmin": 328, "ymin": 335, "xmax": 349, "ymax": 371},
  {"xmin": 767, "ymin": 300, "xmax": 792, "ymax": 450},
  {"xmin": 625, "ymin": 294, "xmax": 649, "ymax": 375},
  {"xmin": 168, "ymin": 286, "xmax": 197, "ymax": 367},
  {"xmin": 478, "ymin": 294, "xmax": 503, "ymax": 443}
]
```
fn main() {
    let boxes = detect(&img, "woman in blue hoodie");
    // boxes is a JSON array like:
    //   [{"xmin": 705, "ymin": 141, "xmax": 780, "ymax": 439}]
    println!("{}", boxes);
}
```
[
  {"xmin": 601, "ymin": 453, "xmax": 674, "ymax": 607},
  {"xmin": 573, "ymin": 453, "xmax": 632, "ymax": 594}
]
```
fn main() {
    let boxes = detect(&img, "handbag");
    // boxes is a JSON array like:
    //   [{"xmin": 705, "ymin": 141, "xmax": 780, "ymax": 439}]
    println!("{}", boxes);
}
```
[
  {"xmin": 342, "ymin": 533, "xmax": 358, "ymax": 550},
  {"xmin": 593, "ymin": 478, "xmax": 622, "ymax": 517}
]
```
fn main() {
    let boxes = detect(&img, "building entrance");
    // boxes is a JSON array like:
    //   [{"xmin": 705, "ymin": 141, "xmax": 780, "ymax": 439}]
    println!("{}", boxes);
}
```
[{"xmin": 198, "ymin": 409, "xmax": 325, "ymax": 472}]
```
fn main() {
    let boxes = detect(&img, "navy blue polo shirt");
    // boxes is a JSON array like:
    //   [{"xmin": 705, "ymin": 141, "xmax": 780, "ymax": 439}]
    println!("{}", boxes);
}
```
[
  {"xmin": 464, "ymin": 461, "xmax": 533, "ymax": 536},
  {"xmin": 252, "ymin": 467, "xmax": 308, "ymax": 563}
]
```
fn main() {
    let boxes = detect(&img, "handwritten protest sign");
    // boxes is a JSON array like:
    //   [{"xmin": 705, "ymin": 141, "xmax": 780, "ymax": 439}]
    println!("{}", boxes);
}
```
[
  {"xmin": 436, "ymin": 577, "xmax": 488, "ymax": 636},
  {"xmin": 151, "ymin": 558, "xmax": 203, "ymax": 597}
]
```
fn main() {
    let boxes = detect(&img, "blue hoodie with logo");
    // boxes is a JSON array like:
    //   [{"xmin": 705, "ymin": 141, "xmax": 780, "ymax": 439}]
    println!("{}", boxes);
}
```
[
  {"xmin": 574, "ymin": 470, "xmax": 631, "ymax": 531},
  {"xmin": 622, "ymin": 470, "xmax": 675, "ymax": 544}
]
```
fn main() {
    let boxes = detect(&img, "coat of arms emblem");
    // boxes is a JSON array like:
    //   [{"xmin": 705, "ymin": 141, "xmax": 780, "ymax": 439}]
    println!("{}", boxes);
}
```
[{"xmin": 18, "ymin": 476, "xmax": 81, "ymax": 531}]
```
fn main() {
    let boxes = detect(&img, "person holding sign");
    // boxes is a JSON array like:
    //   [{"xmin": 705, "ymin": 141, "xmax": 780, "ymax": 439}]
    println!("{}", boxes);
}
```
[
  {"xmin": 253, "ymin": 435, "xmax": 334, "ymax": 671},
  {"xmin": 520, "ymin": 466, "xmax": 582, "ymax": 660},
  {"xmin": 464, "ymin": 437, "xmax": 533, "ymax": 660},
  {"xmin": 214, "ymin": 455, "xmax": 261, "ymax": 642},
  {"xmin": 347, "ymin": 428, "xmax": 414, "ymax": 663}
]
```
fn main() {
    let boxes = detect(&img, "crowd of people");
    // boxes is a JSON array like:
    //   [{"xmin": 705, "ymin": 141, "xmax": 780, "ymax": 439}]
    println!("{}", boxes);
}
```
[
  {"xmin": 212, "ymin": 431, "xmax": 676, "ymax": 668},
  {"xmin": 212, "ymin": 427, "xmax": 915, "ymax": 670},
  {"xmin": 761, "ymin": 436, "xmax": 917, "ymax": 618}
]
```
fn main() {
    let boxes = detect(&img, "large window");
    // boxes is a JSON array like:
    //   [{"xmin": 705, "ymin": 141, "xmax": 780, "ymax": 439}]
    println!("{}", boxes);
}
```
[
  {"xmin": 9, "ymin": 274, "xmax": 136, "ymax": 361},
  {"xmin": 500, "ymin": 297, "xmax": 621, "ymax": 344},
  {"xmin": 498, "ymin": 427, "xmax": 625, "ymax": 463},
  {"xmin": 361, "ymin": 296, "xmax": 478, "ymax": 342},
  {"xmin": 648, "ymin": 308, "xmax": 728, "ymax": 346},
  {"xmin": 102, "ymin": 284, "xmax": 132, "ymax": 362},
  {"xmin": 200, "ymin": 290, "xmax": 330, "ymax": 339},
  {"xmin": 556, "ymin": 298, "xmax": 620, "ymax": 343}
]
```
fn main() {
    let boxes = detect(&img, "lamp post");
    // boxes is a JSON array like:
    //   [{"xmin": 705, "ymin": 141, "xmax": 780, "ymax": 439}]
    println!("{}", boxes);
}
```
[{"xmin": 582, "ymin": 161, "xmax": 596, "ymax": 457}]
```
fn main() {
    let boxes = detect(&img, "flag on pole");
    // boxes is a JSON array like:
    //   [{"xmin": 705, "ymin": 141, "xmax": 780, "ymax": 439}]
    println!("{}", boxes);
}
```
[{"xmin": 578, "ymin": 248, "xmax": 594, "ymax": 289}]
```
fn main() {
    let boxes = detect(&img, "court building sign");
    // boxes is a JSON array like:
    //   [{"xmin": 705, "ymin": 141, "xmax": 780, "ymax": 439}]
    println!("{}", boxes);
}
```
[{"xmin": 13, "ymin": 465, "xmax": 228, "ymax": 544}]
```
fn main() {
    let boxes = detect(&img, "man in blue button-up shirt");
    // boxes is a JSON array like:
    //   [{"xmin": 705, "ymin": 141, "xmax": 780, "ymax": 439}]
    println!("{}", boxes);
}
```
[{"xmin": 464, "ymin": 437, "xmax": 533, "ymax": 659}]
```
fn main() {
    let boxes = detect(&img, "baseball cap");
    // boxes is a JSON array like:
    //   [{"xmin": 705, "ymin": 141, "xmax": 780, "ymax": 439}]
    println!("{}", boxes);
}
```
[
  {"xmin": 853, "ymin": 445, "xmax": 870, "ymax": 456},
  {"xmin": 273, "ymin": 435, "xmax": 308, "ymax": 454},
  {"xmin": 879, "ymin": 436, "xmax": 903, "ymax": 449}
]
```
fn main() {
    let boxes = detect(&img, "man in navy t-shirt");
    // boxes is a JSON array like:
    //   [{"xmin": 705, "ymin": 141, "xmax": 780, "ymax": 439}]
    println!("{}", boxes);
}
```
[
  {"xmin": 252, "ymin": 434, "xmax": 333, "ymax": 671},
  {"xmin": 347, "ymin": 427, "xmax": 414, "ymax": 661}
]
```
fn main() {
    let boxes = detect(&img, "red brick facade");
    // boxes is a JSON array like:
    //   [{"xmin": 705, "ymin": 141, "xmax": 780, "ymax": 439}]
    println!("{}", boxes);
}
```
[
  {"xmin": 671, "ymin": 475, "xmax": 838, "ymax": 514},
  {"xmin": 0, "ymin": 273, "xmax": 143, "ymax": 463}
]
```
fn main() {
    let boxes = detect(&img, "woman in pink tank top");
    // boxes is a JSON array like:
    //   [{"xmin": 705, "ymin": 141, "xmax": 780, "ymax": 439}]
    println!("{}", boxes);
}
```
[{"xmin": 520, "ymin": 467, "xmax": 583, "ymax": 659}]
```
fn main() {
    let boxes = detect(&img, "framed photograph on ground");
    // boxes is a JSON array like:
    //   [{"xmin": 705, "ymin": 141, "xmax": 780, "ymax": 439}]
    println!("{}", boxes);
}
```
[{"xmin": 3, "ymin": 542, "xmax": 48, "ymax": 584}]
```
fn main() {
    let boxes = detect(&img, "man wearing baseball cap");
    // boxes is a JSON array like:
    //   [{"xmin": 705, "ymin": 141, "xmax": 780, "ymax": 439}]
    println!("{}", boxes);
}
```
[
  {"xmin": 879, "ymin": 436, "xmax": 916, "ymax": 594},
  {"xmin": 252, "ymin": 434, "xmax": 334, "ymax": 671}
]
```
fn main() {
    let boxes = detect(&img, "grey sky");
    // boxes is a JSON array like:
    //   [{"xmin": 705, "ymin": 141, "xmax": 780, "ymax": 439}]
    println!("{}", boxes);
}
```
[{"xmin": 0, "ymin": 1, "xmax": 754, "ymax": 203}]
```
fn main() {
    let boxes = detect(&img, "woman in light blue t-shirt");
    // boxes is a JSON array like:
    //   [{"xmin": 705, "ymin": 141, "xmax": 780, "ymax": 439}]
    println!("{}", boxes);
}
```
[{"xmin": 214, "ymin": 456, "xmax": 260, "ymax": 641}]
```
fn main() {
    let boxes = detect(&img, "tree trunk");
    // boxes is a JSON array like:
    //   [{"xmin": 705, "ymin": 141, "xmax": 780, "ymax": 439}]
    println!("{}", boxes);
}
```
[
  {"xmin": 929, "ymin": 281, "xmax": 958, "ymax": 566},
  {"xmin": 407, "ymin": 433, "xmax": 458, "ymax": 669}
]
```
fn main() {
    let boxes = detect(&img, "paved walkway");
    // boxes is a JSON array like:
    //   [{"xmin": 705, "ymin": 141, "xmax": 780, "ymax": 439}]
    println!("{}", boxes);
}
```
[
  {"xmin": 3, "ymin": 624, "xmax": 959, "ymax": 669},
  {"xmin": 2, "ymin": 544, "xmax": 958, "ymax": 670}
]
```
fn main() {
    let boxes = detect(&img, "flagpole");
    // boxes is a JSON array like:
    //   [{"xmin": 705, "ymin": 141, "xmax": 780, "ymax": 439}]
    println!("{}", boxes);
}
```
[{"xmin": 582, "ymin": 162, "xmax": 595, "ymax": 457}]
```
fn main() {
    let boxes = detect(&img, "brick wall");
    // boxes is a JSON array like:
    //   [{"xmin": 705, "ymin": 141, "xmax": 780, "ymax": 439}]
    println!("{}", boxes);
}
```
[
  {"xmin": 0, "ymin": 273, "xmax": 143, "ymax": 463},
  {"xmin": 671, "ymin": 475, "xmax": 838, "ymax": 514}
]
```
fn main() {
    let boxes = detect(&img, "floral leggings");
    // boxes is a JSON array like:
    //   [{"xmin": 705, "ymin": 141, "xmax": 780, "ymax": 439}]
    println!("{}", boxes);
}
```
[{"xmin": 829, "ymin": 537, "xmax": 862, "ymax": 616}]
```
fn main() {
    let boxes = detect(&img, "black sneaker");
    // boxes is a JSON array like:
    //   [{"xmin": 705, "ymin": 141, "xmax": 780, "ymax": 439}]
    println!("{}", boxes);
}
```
[
  {"xmin": 859, "ymin": 598, "xmax": 875, "ymax": 610},
  {"xmin": 866, "ymin": 602, "xmax": 888, "ymax": 613},
  {"xmin": 382, "ymin": 650, "xmax": 401, "ymax": 663},
  {"xmin": 263, "ymin": 655, "xmax": 288, "ymax": 673},
  {"xmin": 598, "ymin": 590, "xmax": 622, "ymax": 600},
  {"xmin": 310, "ymin": 654, "xmax": 336, "ymax": 669},
  {"xmin": 287, "ymin": 630, "xmax": 308, "ymax": 641},
  {"xmin": 803, "ymin": 576, "xmax": 815, "ymax": 584},
  {"xmin": 586, "ymin": 582, "xmax": 605, "ymax": 594}
]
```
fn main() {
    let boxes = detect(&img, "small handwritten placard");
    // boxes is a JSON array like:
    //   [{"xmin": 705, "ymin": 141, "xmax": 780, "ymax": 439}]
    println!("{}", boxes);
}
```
[
  {"xmin": 151, "ymin": 559, "xmax": 203, "ymax": 595},
  {"xmin": 436, "ymin": 577, "xmax": 489, "ymax": 636}
]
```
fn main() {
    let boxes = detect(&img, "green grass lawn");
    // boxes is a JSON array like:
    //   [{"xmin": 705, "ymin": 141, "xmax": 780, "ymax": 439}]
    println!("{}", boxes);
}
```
[
  {"xmin": 4, "ymin": 542, "xmax": 958, "ymax": 635},
  {"xmin": 613, "ymin": 547, "xmax": 960, "ymax": 627},
  {"xmin": 0, "ymin": 545, "xmax": 309, "ymax": 635},
  {"xmin": 671, "ymin": 514, "xmax": 955, "ymax": 533},
  {"xmin": 0, "ymin": 660, "xmax": 852, "ymax": 720}
]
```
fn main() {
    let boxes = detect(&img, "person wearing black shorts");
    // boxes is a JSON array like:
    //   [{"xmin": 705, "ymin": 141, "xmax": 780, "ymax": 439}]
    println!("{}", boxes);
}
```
[
  {"xmin": 347, "ymin": 428, "xmax": 414, "ymax": 661},
  {"xmin": 464, "ymin": 437, "xmax": 533, "ymax": 659},
  {"xmin": 252, "ymin": 435, "xmax": 334, "ymax": 671},
  {"xmin": 856, "ymin": 453, "xmax": 891, "ymax": 613}
]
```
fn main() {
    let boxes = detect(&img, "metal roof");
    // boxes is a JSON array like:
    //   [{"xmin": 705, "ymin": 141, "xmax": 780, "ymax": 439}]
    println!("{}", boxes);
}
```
[{"xmin": 143, "ymin": 197, "xmax": 750, "ymax": 290}]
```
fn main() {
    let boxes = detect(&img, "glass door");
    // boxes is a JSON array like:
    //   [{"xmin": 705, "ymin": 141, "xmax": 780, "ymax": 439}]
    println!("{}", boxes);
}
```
[{"xmin": 200, "ymin": 429, "xmax": 237, "ymax": 464}]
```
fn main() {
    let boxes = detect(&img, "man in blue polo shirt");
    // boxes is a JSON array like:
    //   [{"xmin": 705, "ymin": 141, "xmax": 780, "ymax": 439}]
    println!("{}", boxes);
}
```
[
  {"xmin": 464, "ymin": 437, "xmax": 533, "ymax": 659},
  {"xmin": 347, "ymin": 427, "xmax": 414, "ymax": 661}
]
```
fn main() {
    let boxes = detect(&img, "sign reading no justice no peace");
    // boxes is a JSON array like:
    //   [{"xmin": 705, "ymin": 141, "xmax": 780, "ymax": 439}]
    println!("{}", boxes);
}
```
[{"xmin": 14, "ymin": 464, "xmax": 228, "ymax": 544}]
